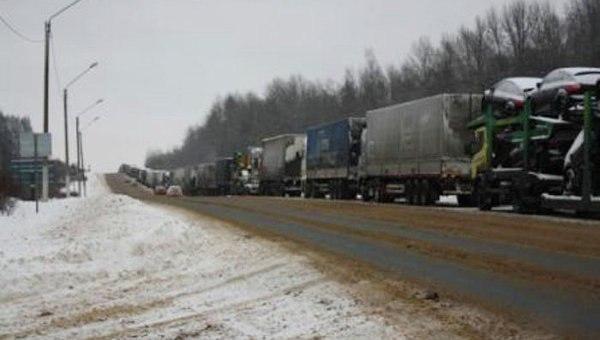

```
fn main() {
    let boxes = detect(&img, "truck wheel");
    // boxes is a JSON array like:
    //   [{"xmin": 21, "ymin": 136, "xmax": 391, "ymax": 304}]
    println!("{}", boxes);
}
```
[
  {"xmin": 415, "ymin": 181, "xmax": 425, "ymax": 206},
  {"xmin": 513, "ymin": 195, "xmax": 534, "ymax": 214},
  {"xmin": 409, "ymin": 181, "xmax": 419, "ymax": 205},
  {"xmin": 423, "ymin": 180, "xmax": 436, "ymax": 205},
  {"xmin": 374, "ymin": 186, "xmax": 382, "ymax": 203},
  {"xmin": 475, "ymin": 182, "xmax": 492, "ymax": 211},
  {"xmin": 457, "ymin": 194, "xmax": 472, "ymax": 207}
]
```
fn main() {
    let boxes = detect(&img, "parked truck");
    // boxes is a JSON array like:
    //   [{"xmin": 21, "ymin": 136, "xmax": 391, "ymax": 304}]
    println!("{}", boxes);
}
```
[
  {"xmin": 305, "ymin": 117, "xmax": 365, "ymax": 199},
  {"xmin": 232, "ymin": 147, "xmax": 262, "ymax": 195},
  {"xmin": 359, "ymin": 93, "xmax": 481, "ymax": 205},
  {"xmin": 471, "ymin": 91, "xmax": 599, "ymax": 214},
  {"xmin": 259, "ymin": 134, "xmax": 306, "ymax": 196},
  {"xmin": 215, "ymin": 157, "xmax": 234, "ymax": 195},
  {"xmin": 195, "ymin": 162, "xmax": 218, "ymax": 195}
]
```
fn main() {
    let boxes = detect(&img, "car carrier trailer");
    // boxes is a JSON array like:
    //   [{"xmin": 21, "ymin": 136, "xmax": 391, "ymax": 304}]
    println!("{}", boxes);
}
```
[
  {"xmin": 540, "ymin": 92, "xmax": 600, "ymax": 214},
  {"xmin": 471, "ymin": 91, "xmax": 599, "ymax": 214}
]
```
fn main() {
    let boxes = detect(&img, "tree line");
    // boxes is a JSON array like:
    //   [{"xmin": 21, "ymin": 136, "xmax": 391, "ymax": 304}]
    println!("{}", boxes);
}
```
[
  {"xmin": 146, "ymin": 0, "xmax": 599, "ymax": 170},
  {"xmin": 0, "ymin": 111, "xmax": 32, "ymax": 208}
]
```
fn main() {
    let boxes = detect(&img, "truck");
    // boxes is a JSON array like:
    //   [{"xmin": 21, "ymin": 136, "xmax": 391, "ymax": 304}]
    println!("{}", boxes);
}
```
[
  {"xmin": 359, "ymin": 93, "xmax": 481, "ymax": 205},
  {"xmin": 259, "ymin": 134, "xmax": 306, "ymax": 196},
  {"xmin": 195, "ymin": 162, "xmax": 218, "ymax": 195},
  {"xmin": 232, "ymin": 147, "xmax": 262, "ymax": 195},
  {"xmin": 471, "ymin": 91, "xmax": 599, "ymax": 214},
  {"xmin": 305, "ymin": 117, "xmax": 365, "ymax": 199},
  {"xmin": 215, "ymin": 157, "xmax": 234, "ymax": 195},
  {"xmin": 170, "ymin": 166, "xmax": 194, "ymax": 194},
  {"xmin": 146, "ymin": 169, "xmax": 169, "ymax": 189}
]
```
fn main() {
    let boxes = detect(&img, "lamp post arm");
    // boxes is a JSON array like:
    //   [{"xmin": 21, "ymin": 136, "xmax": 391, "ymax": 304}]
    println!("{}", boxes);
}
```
[{"xmin": 48, "ymin": 0, "xmax": 86, "ymax": 21}]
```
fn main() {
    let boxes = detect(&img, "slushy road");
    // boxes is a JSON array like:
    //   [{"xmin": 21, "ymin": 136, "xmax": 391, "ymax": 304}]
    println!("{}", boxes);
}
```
[{"xmin": 106, "ymin": 173, "xmax": 600, "ymax": 339}]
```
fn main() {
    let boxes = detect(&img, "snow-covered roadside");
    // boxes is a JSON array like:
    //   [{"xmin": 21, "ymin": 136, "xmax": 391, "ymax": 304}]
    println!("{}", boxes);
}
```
[{"xmin": 0, "ymin": 175, "xmax": 407, "ymax": 339}]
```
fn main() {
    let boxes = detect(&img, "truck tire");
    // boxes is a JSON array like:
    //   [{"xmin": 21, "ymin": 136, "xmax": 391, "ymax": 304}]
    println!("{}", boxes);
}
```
[
  {"xmin": 374, "ymin": 186, "xmax": 382, "ymax": 203},
  {"xmin": 416, "ymin": 181, "xmax": 426, "ymax": 206},
  {"xmin": 420, "ymin": 180, "xmax": 431, "ymax": 205},
  {"xmin": 457, "ymin": 194, "xmax": 472, "ymax": 207},
  {"xmin": 405, "ymin": 181, "xmax": 413, "ymax": 205},
  {"xmin": 475, "ymin": 182, "xmax": 492, "ymax": 211}
]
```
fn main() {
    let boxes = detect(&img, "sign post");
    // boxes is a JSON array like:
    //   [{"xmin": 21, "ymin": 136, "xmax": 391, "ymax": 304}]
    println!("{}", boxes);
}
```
[{"xmin": 17, "ymin": 132, "xmax": 52, "ymax": 205}]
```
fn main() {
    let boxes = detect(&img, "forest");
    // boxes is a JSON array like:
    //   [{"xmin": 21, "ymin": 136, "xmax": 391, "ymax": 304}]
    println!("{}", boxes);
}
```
[
  {"xmin": 0, "ymin": 111, "xmax": 32, "ymax": 208},
  {"xmin": 146, "ymin": 0, "xmax": 599, "ymax": 169}
]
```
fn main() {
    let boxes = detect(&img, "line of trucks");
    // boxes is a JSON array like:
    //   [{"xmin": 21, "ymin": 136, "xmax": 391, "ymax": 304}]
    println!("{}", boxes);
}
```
[{"xmin": 120, "ymin": 67, "xmax": 600, "ymax": 215}]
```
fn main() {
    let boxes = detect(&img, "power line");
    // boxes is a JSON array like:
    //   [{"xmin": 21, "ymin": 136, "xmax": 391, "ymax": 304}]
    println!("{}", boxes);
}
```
[{"xmin": 0, "ymin": 12, "xmax": 42, "ymax": 43}]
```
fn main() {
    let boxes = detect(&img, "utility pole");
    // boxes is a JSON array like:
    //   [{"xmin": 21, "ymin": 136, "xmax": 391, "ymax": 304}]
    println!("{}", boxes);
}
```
[
  {"xmin": 41, "ymin": 21, "xmax": 50, "ymax": 202},
  {"xmin": 74, "ymin": 98, "xmax": 103, "ymax": 197},
  {"xmin": 41, "ymin": 0, "xmax": 86, "ymax": 201},
  {"xmin": 63, "ymin": 89, "xmax": 70, "ymax": 196},
  {"xmin": 80, "ymin": 131, "xmax": 86, "ymax": 197},
  {"xmin": 63, "ymin": 62, "xmax": 98, "ymax": 198},
  {"xmin": 76, "ymin": 116, "xmax": 81, "ymax": 196},
  {"xmin": 43, "ymin": 21, "xmax": 50, "ymax": 133},
  {"xmin": 79, "ymin": 116, "xmax": 100, "ymax": 198}
]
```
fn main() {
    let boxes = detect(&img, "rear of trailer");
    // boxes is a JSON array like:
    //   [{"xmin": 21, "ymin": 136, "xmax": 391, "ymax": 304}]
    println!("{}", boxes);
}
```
[
  {"xmin": 196, "ymin": 163, "xmax": 218, "ymax": 195},
  {"xmin": 260, "ymin": 134, "xmax": 306, "ymax": 196},
  {"xmin": 305, "ymin": 117, "xmax": 365, "ymax": 199}
]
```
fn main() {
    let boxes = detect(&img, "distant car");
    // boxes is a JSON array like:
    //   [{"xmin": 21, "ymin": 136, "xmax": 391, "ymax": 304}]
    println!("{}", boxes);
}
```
[
  {"xmin": 154, "ymin": 185, "xmax": 167, "ymax": 195},
  {"xmin": 166, "ymin": 185, "xmax": 183, "ymax": 197},
  {"xmin": 483, "ymin": 77, "xmax": 541, "ymax": 116},
  {"xmin": 531, "ymin": 67, "xmax": 600, "ymax": 117}
]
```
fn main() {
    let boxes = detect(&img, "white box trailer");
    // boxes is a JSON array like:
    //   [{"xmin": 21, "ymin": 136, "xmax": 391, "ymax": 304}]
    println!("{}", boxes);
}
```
[
  {"xmin": 360, "ymin": 93, "xmax": 481, "ymax": 205},
  {"xmin": 260, "ymin": 134, "xmax": 306, "ymax": 196}
]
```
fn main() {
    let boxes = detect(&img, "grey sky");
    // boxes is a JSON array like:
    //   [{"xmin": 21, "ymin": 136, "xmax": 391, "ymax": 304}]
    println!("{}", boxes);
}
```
[{"xmin": 1, "ymin": 0, "xmax": 570, "ymax": 171}]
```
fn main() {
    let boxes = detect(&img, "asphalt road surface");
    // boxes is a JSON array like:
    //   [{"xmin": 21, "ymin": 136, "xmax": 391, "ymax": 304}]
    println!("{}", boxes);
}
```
[{"xmin": 106, "ymin": 174, "xmax": 600, "ymax": 338}]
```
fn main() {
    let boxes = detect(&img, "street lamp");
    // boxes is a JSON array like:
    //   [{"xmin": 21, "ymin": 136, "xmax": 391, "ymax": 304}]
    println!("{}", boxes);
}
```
[
  {"xmin": 75, "ymin": 98, "xmax": 104, "ymax": 196},
  {"xmin": 79, "ymin": 115, "xmax": 101, "ymax": 197},
  {"xmin": 43, "ymin": 0, "xmax": 86, "ymax": 133},
  {"xmin": 63, "ymin": 61, "xmax": 98, "ymax": 197},
  {"xmin": 41, "ymin": 0, "xmax": 86, "ymax": 201}
]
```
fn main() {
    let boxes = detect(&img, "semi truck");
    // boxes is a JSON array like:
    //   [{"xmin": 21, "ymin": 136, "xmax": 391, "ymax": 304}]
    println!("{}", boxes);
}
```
[
  {"xmin": 232, "ymin": 146, "xmax": 262, "ymax": 195},
  {"xmin": 305, "ymin": 117, "xmax": 365, "ymax": 199},
  {"xmin": 471, "ymin": 91, "xmax": 599, "ymax": 214},
  {"xmin": 359, "ymin": 93, "xmax": 481, "ymax": 205},
  {"xmin": 195, "ymin": 162, "xmax": 218, "ymax": 195},
  {"xmin": 215, "ymin": 157, "xmax": 234, "ymax": 195},
  {"xmin": 259, "ymin": 134, "xmax": 306, "ymax": 196}
]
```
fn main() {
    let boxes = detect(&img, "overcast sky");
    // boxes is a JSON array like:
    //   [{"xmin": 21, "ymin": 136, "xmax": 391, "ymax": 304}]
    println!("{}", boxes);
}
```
[{"xmin": 1, "ymin": 0, "xmax": 570, "ymax": 172}]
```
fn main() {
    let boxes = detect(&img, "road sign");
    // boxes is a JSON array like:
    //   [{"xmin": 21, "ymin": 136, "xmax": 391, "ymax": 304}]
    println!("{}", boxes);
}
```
[{"xmin": 19, "ymin": 133, "xmax": 52, "ymax": 158}]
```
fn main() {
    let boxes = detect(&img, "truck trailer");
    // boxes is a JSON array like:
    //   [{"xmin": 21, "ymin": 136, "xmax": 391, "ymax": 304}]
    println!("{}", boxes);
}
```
[
  {"xmin": 305, "ymin": 117, "xmax": 365, "ymax": 199},
  {"xmin": 195, "ymin": 163, "xmax": 218, "ymax": 195},
  {"xmin": 232, "ymin": 146, "xmax": 262, "ymax": 195},
  {"xmin": 259, "ymin": 134, "xmax": 306, "ymax": 196},
  {"xmin": 471, "ymin": 91, "xmax": 599, "ymax": 214},
  {"xmin": 359, "ymin": 93, "xmax": 481, "ymax": 205},
  {"xmin": 215, "ymin": 157, "xmax": 234, "ymax": 195}
]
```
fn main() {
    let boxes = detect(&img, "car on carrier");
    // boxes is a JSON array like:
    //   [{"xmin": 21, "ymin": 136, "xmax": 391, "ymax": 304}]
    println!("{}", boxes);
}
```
[
  {"xmin": 482, "ymin": 77, "xmax": 540, "ymax": 116},
  {"xmin": 530, "ymin": 67, "xmax": 600, "ymax": 118}
]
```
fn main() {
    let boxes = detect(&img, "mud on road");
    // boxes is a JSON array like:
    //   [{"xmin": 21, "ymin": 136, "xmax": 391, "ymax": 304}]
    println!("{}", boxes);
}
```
[{"xmin": 106, "ymin": 173, "xmax": 600, "ymax": 339}]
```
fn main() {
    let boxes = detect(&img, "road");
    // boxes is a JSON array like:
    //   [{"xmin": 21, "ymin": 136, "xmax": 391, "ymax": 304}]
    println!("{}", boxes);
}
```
[{"xmin": 106, "ymin": 174, "xmax": 600, "ymax": 338}]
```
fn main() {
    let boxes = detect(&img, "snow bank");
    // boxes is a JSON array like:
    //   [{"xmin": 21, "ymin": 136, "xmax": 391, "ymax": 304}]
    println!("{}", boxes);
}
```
[{"xmin": 0, "ymin": 175, "xmax": 405, "ymax": 339}]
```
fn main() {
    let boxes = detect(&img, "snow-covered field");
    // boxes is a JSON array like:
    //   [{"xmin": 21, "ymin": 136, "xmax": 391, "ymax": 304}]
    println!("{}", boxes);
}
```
[{"xmin": 0, "ymin": 175, "xmax": 406, "ymax": 339}]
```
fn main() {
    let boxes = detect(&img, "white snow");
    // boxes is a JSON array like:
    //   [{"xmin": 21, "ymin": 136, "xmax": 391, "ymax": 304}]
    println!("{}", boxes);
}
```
[{"xmin": 0, "ymin": 175, "xmax": 409, "ymax": 339}]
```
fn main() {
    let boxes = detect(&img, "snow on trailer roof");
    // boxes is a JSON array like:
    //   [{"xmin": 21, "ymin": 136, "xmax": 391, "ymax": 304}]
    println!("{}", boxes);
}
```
[
  {"xmin": 367, "ymin": 93, "xmax": 480, "ymax": 114},
  {"xmin": 261, "ymin": 133, "xmax": 305, "ymax": 143}
]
